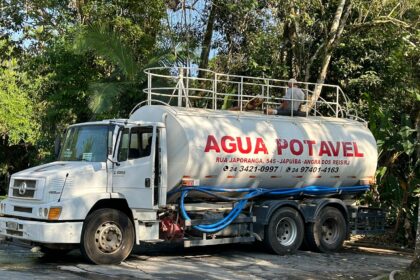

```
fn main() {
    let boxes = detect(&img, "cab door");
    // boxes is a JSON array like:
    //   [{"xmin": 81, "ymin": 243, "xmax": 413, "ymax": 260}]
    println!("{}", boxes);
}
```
[{"xmin": 112, "ymin": 125, "xmax": 156, "ymax": 209}]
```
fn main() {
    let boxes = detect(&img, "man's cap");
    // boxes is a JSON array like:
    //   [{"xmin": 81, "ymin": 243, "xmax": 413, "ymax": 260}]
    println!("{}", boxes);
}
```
[{"xmin": 288, "ymin": 78, "xmax": 298, "ymax": 84}]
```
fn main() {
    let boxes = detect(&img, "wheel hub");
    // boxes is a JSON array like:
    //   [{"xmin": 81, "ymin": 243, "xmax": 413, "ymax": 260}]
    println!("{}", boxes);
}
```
[
  {"xmin": 276, "ymin": 217, "xmax": 298, "ymax": 246},
  {"xmin": 95, "ymin": 222, "xmax": 123, "ymax": 253},
  {"xmin": 322, "ymin": 219, "xmax": 339, "ymax": 244}
]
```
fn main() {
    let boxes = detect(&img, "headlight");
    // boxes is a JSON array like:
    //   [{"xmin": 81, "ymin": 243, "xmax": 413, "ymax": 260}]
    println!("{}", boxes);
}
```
[{"xmin": 38, "ymin": 207, "xmax": 50, "ymax": 218}]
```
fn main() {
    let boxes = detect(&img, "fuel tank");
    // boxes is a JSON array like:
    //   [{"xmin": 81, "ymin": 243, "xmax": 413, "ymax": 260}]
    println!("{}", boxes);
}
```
[{"xmin": 130, "ymin": 105, "xmax": 377, "ymax": 192}]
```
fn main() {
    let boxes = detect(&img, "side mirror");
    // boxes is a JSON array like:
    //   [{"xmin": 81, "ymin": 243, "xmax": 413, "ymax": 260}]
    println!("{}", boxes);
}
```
[{"xmin": 54, "ymin": 135, "xmax": 61, "ymax": 159}]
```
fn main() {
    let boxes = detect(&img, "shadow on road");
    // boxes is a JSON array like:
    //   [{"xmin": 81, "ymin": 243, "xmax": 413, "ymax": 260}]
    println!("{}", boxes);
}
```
[{"xmin": 0, "ymin": 240, "xmax": 413, "ymax": 280}]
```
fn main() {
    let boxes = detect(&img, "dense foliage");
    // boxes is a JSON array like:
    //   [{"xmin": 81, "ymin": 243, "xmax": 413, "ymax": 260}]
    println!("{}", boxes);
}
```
[{"xmin": 0, "ymin": 0, "xmax": 418, "ymax": 246}]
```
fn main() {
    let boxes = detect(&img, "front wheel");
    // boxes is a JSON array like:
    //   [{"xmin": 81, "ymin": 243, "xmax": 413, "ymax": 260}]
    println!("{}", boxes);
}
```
[
  {"xmin": 305, "ymin": 206, "xmax": 347, "ymax": 253},
  {"xmin": 264, "ymin": 207, "xmax": 304, "ymax": 255},
  {"xmin": 81, "ymin": 208, "xmax": 134, "ymax": 264}
]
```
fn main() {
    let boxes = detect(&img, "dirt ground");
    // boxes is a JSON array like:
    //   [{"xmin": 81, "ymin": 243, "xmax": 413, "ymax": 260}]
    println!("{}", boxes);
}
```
[{"xmin": 0, "ymin": 239, "xmax": 414, "ymax": 280}]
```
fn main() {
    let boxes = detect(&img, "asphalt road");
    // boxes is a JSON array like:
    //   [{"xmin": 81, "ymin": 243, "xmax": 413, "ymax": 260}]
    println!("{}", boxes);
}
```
[{"xmin": 0, "ymin": 240, "xmax": 413, "ymax": 280}]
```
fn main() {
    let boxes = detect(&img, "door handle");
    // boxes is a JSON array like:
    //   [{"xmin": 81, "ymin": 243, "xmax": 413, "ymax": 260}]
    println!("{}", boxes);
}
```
[{"xmin": 145, "ymin": 178, "xmax": 151, "ymax": 188}]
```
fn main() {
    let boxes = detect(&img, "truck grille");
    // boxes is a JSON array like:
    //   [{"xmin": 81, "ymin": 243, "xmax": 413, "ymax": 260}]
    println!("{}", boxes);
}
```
[{"xmin": 11, "ymin": 179, "xmax": 37, "ymax": 198}]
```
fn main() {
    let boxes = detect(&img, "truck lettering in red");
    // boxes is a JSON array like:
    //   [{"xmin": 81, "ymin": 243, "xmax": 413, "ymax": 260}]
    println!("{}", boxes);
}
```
[
  {"xmin": 204, "ymin": 135, "xmax": 268, "ymax": 154},
  {"xmin": 205, "ymin": 135, "xmax": 364, "ymax": 157},
  {"xmin": 278, "ymin": 138, "xmax": 364, "ymax": 158}
]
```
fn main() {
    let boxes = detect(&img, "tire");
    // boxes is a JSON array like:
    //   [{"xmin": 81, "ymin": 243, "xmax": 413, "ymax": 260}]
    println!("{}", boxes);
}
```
[
  {"xmin": 264, "ymin": 207, "xmax": 304, "ymax": 255},
  {"xmin": 305, "ymin": 206, "xmax": 346, "ymax": 253},
  {"xmin": 81, "ymin": 208, "xmax": 134, "ymax": 264}
]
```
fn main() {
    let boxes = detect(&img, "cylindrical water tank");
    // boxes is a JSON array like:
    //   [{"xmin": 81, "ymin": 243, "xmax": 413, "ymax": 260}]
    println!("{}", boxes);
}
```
[{"xmin": 130, "ymin": 105, "xmax": 377, "ymax": 192}]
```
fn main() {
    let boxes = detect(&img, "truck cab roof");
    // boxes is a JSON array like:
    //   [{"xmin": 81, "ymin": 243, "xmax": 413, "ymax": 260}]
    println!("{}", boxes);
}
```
[{"xmin": 68, "ymin": 119, "xmax": 164, "ymax": 128}]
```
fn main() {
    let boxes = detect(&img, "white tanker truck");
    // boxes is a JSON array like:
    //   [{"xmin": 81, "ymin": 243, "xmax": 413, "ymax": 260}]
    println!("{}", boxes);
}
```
[{"xmin": 0, "ymin": 68, "xmax": 384, "ymax": 264}]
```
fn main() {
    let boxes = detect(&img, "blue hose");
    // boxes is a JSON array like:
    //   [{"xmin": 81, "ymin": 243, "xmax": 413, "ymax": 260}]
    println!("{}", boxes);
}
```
[
  {"xmin": 179, "ymin": 185, "xmax": 370, "ymax": 233},
  {"xmin": 180, "ymin": 190, "xmax": 253, "ymax": 233}
]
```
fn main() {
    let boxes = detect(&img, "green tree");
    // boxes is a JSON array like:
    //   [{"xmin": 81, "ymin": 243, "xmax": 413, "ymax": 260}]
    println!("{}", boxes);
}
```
[
  {"xmin": 0, "ymin": 0, "xmax": 167, "ymax": 191},
  {"xmin": 0, "ymin": 39, "xmax": 45, "ymax": 193},
  {"xmin": 68, "ymin": 1, "xmax": 166, "ymax": 118},
  {"xmin": 0, "ymin": 40, "xmax": 41, "ymax": 144}
]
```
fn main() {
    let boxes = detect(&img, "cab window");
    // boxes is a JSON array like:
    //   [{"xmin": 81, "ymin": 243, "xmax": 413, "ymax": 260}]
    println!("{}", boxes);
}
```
[{"xmin": 118, "ymin": 127, "xmax": 153, "ymax": 162}]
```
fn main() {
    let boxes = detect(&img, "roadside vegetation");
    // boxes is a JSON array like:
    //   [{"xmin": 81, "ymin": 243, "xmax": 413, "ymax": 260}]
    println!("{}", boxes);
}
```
[{"xmin": 0, "ymin": 0, "xmax": 418, "ymax": 260}]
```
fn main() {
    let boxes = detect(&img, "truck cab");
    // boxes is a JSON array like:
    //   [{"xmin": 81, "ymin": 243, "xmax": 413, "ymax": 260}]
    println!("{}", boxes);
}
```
[{"xmin": 0, "ymin": 120, "xmax": 166, "ymax": 263}]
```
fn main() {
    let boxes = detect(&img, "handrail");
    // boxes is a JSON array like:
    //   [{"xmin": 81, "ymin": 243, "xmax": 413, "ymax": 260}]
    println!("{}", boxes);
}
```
[{"xmin": 140, "ymin": 67, "xmax": 366, "ymax": 123}]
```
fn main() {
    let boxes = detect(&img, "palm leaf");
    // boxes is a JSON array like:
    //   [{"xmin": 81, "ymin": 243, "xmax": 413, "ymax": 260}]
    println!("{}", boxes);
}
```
[
  {"xmin": 88, "ymin": 82, "xmax": 129, "ymax": 114},
  {"xmin": 74, "ymin": 24, "xmax": 138, "ymax": 81}
]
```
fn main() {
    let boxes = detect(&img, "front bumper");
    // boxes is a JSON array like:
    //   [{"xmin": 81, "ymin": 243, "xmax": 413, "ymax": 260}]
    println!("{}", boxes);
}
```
[{"xmin": 0, "ymin": 217, "xmax": 83, "ymax": 244}]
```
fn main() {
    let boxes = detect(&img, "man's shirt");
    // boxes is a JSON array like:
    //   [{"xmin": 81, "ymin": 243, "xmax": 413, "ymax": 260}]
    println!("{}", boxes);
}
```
[{"xmin": 284, "ymin": 87, "xmax": 305, "ymax": 111}]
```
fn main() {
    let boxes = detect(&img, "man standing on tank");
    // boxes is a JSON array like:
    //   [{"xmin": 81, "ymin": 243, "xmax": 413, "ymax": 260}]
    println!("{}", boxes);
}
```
[{"xmin": 267, "ymin": 78, "xmax": 305, "ymax": 116}]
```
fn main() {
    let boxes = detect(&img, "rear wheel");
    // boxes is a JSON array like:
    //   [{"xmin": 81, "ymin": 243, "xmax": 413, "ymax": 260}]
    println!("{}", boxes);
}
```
[
  {"xmin": 305, "ymin": 206, "xmax": 346, "ymax": 253},
  {"xmin": 264, "ymin": 207, "xmax": 304, "ymax": 255},
  {"xmin": 81, "ymin": 208, "xmax": 134, "ymax": 264}
]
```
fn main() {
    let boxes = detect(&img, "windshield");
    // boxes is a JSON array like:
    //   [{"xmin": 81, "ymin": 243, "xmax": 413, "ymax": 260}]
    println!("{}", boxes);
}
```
[{"xmin": 59, "ymin": 125, "xmax": 113, "ymax": 162}]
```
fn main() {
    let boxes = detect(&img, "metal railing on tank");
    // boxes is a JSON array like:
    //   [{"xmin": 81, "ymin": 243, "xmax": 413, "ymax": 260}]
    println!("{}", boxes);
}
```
[{"xmin": 140, "ymin": 67, "xmax": 365, "ymax": 123}]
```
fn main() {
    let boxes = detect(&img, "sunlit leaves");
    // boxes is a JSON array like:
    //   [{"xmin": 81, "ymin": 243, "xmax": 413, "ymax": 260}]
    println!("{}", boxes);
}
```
[{"xmin": 0, "ymin": 42, "xmax": 41, "ymax": 144}]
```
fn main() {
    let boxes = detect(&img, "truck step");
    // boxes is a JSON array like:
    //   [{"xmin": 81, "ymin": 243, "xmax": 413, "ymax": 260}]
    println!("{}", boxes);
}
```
[{"xmin": 138, "ymin": 219, "xmax": 160, "ymax": 225}]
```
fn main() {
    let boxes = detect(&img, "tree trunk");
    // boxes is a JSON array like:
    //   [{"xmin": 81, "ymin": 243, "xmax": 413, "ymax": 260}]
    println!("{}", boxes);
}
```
[
  {"xmin": 304, "ymin": 42, "xmax": 324, "ymax": 82},
  {"xmin": 75, "ymin": 0, "xmax": 86, "ymax": 24},
  {"xmin": 198, "ymin": 1, "xmax": 217, "ymax": 77},
  {"xmin": 196, "ymin": 1, "xmax": 217, "ymax": 102},
  {"xmin": 283, "ymin": 23, "xmax": 294, "ymax": 78},
  {"xmin": 288, "ymin": 6, "xmax": 301, "ymax": 78},
  {"xmin": 410, "ymin": 105, "xmax": 420, "ymax": 269},
  {"xmin": 394, "ymin": 179, "xmax": 410, "ymax": 238},
  {"xmin": 304, "ymin": 0, "xmax": 352, "ymax": 112},
  {"xmin": 410, "ymin": 197, "xmax": 420, "ymax": 269}
]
